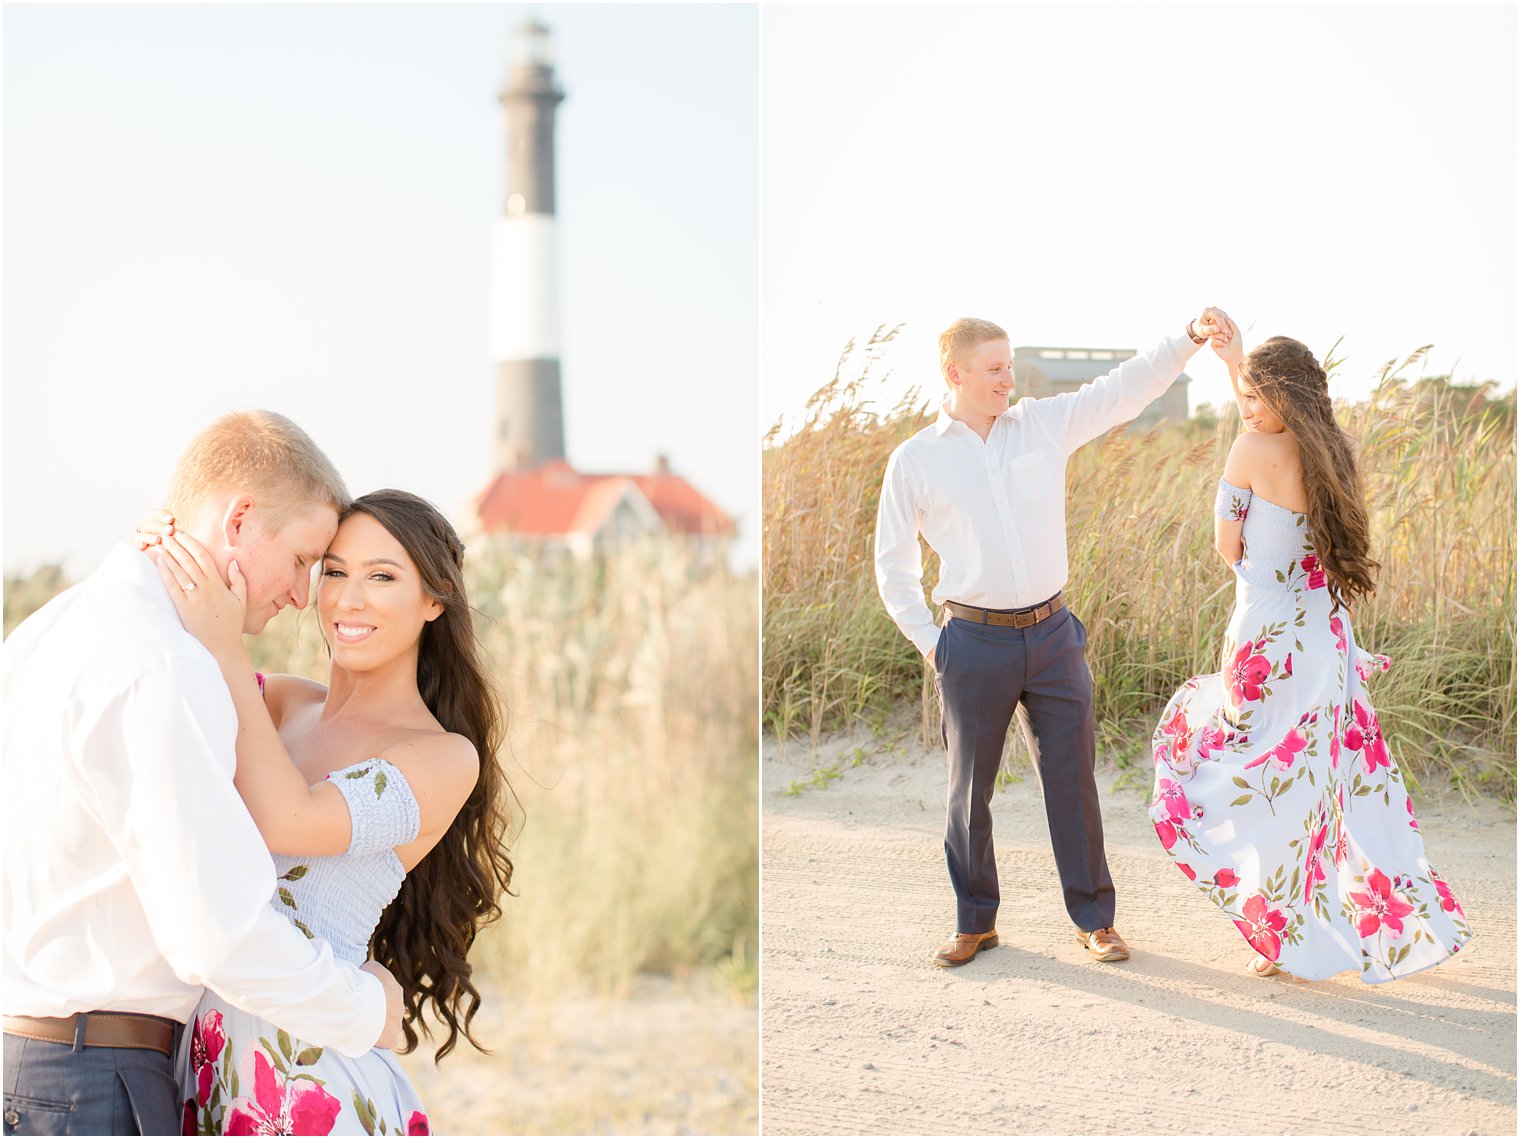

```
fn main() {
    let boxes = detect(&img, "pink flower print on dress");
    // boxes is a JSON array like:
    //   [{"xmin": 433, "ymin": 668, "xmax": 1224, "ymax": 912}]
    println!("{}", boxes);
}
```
[
  {"xmin": 1347, "ymin": 869, "xmax": 1416, "ymax": 939},
  {"xmin": 1406, "ymin": 797, "xmax": 1419, "ymax": 830},
  {"xmin": 1343, "ymin": 700, "xmax": 1391, "ymax": 774},
  {"xmin": 1301, "ymin": 553, "xmax": 1327, "ymax": 590},
  {"xmin": 1196, "ymin": 725, "xmax": 1227, "ymax": 761},
  {"xmin": 1355, "ymin": 653, "xmax": 1392, "ymax": 682},
  {"xmin": 408, "ymin": 1111, "xmax": 431, "ymax": 1135},
  {"xmin": 1162, "ymin": 708, "xmax": 1195, "ymax": 770},
  {"xmin": 1152, "ymin": 779, "xmax": 1190, "ymax": 850},
  {"xmin": 225, "ymin": 1050, "xmax": 342, "ymax": 1136},
  {"xmin": 1214, "ymin": 868, "xmax": 1239, "ymax": 888},
  {"xmin": 1269, "ymin": 728, "xmax": 1308, "ymax": 771},
  {"xmin": 1431, "ymin": 869, "xmax": 1464, "ymax": 917},
  {"xmin": 1177, "ymin": 863, "xmax": 1197, "ymax": 880},
  {"xmin": 190, "ymin": 1009, "xmax": 226, "ymax": 1108},
  {"xmin": 1233, "ymin": 894, "xmax": 1288, "ymax": 959},
  {"xmin": 1303, "ymin": 822, "xmax": 1329, "ymax": 903},
  {"xmin": 1227, "ymin": 642, "xmax": 1272, "ymax": 706},
  {"xmin": 1242, "ymin": 725, "xmax": 1307, "ymax": 772},
  {"xmin": 1330, "ymin": 615, "xmax": 1347, "ymax": 655}
]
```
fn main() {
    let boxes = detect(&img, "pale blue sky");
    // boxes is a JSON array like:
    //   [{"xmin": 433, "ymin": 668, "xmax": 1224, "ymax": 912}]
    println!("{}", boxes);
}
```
[
  {"xmin": 761, "ymin": 2, "xmax": 1517, "ymax": 433},
  {"xmin": 5, "ymin": 3, "xmax": 759, "ymax": 576}
]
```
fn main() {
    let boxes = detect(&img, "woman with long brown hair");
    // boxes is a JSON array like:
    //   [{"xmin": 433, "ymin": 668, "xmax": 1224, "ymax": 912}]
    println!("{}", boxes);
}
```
[
  {"xmin": 143, "ymin": 490, "xmax": 513, "ymax": 1135},
  {"xmin": 1148, "ymin": 320, "xmax": 1471, "ymax": 983}
]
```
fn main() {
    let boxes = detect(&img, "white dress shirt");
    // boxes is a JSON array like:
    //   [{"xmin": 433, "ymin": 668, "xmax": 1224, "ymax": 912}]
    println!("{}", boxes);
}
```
[
  {"xmin": 875, "ymin": 333, "xmax": 1202, "ymax": 656},
  {"xmin": 2, "ymin": 545, "xmax": 385, "ymax": 1058}
]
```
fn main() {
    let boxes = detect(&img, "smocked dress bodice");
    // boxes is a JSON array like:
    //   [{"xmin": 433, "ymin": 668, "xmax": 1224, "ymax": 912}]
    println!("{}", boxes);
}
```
[
  {"xmin": 178, "ymin": 756, "xmax": 431, "ymax": 1135},
  {"xmin": 1214, "ymin": 477, "xmax": 1319, "ymax": 594},
  {"xmin": 269, "ymin": 758, "xmax": 420, "ymax": 967}
]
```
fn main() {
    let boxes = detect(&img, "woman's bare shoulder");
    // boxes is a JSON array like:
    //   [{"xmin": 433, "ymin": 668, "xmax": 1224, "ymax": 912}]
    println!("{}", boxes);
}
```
[
  {"xmin": 386, "ymin": 728, "xmax": 480, "ymax": 783},
  {"xmin": 380, "ymin": 729, "xmax": 481, "ymax": 832},
  {"xmin": 1224, "ymin": 429, "xmax": 1295, "ymax": 482}
]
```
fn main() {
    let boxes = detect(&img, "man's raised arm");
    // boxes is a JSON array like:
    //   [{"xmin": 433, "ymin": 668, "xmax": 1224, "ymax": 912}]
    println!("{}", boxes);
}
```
[{"xmin": 1044, "ymin": 308, "xmax": 1230, "ymax": 453}]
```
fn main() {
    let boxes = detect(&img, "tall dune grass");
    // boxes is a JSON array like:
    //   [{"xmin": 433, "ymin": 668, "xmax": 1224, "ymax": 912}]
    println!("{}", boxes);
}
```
[{"xmin": 763, "ymin": 336, "xmax": 1516, "ymax": 800}]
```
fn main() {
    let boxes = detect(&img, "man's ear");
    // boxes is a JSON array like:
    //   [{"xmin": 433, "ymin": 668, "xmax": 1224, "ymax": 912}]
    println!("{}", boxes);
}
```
[
  {"xmin": 944, "ymin": 359, "xmax": 961, "ymax": 388},
  {"xmin": 221, "ymin": 494, "xmax": 256, "ymax": 547}
]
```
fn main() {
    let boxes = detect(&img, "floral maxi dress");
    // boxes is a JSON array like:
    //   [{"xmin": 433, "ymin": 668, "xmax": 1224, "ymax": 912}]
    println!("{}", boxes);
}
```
[
  {"xmin": 1148, "ymin": 479, "xmax": 1472, "ymax": 982},
  {"xmin": 177, "ymin": 758, "xmax": 431, "ymax": 1135}
]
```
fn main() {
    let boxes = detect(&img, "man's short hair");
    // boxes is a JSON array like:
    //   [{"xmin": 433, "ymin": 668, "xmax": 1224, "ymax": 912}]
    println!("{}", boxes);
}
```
[
  {"xmin": 939, "ymin": 317, "xmax": 1010, "ymax": 379},
  {"xmin": 166, "ymin": 410, "xmax": 349, "ymax": 530}
]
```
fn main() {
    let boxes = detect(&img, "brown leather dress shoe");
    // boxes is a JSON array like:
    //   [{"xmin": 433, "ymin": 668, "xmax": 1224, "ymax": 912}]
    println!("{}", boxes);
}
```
[
  {"xmin": 933, "ymin": 929, "xmax": 999, "ymax": 967},
  {"xmin": 1077, "ymin": 926, "xmax": 1130, "ymax": 962}
]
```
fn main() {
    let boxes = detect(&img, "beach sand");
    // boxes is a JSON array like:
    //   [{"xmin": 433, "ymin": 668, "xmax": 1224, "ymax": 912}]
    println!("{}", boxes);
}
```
[
  {"xmin": 399, "ymin": 973, "xmax": 757, "ymax": 1135},
  {"xmin": 762, "ymin": 731, "xmax": 1516, "ymax": 1136}
]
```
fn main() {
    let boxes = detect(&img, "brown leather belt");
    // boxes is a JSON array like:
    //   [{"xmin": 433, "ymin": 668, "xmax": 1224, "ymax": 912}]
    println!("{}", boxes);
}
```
[
  {"xmin": 944, "ymin": 593, "xmax": 1065, "ymax": 629},
  {"xmin": 3, "ymin": 1012, "xmax": 178, "ymax": 1056}
]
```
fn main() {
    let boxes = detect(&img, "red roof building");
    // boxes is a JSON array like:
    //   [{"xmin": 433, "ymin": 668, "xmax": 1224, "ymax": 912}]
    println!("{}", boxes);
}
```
[{"xmin": 472, "ymin": 457, "xmax": 734, "ymax": 559}]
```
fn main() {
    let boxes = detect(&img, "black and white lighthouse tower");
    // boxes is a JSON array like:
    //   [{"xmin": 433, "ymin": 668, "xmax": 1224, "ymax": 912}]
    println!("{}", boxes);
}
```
[{"xmin": 492, "ymin": 17, "xmax": 565, "ymax": 471}]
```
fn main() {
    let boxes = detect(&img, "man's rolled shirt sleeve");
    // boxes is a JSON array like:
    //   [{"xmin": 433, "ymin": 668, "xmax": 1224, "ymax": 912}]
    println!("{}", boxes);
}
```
[
  {"xmin": 74, "ymin": 656, "xmax": 385, "ymax": 1058},
  {"xmin": 874, "ymin": 449, "xmax": 940, "ymax": 657},
  {"xmin": 1044, "ymin": 333, "xmax": 1204, "ymax": 453}
]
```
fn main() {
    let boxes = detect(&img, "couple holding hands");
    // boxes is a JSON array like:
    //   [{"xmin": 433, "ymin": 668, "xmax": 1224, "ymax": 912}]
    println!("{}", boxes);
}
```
[{"xmin": 875, "ymin": 306, "xmax": 1472, "ymax": 981}]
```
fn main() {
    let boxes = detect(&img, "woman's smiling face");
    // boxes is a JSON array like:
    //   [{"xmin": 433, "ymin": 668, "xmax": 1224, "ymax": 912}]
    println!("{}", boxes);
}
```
[{"xmin": 317, "ymin": 511, "xmax": 442, "ymax": 666}]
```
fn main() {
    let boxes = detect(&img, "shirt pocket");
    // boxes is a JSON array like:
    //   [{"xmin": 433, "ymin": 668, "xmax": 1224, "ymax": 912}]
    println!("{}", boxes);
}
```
[{"xmin": 1009, "ymin": 452, "xmax": 1053, "ymax": 499}]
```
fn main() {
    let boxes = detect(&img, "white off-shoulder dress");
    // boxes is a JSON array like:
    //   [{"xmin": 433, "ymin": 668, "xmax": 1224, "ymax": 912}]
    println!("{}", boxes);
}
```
[{"xmin": 1148, "ymin": 479, "xmax": 1472, "ymax": 983}]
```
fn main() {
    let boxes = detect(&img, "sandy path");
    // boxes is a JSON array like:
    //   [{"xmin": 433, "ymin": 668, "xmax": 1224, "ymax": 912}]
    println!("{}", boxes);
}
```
[
  {"xmin": 761, "ymin": 733, "xmax": 1516, "ymax": 1136},
  {"xmin": 399, "ymin": 974, "xmax": 757, "ymax": 1135}
]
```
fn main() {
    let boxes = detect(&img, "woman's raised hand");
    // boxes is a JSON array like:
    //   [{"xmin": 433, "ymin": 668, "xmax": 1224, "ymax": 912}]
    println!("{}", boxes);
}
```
[
  {"xmin": 1193, "ymin": 307, "xmax": 1226, "ymax": 344},
  {"xmin": 1207, "ymin": 309, "xmax": 1244, "ymax": 368},
  {"xmin": 149, "ymin": 528, "xmax": 250, "ymax": 660},
  {"xmin": 133, "ymin": 508, "xmax": 176, "ymax": 550}
]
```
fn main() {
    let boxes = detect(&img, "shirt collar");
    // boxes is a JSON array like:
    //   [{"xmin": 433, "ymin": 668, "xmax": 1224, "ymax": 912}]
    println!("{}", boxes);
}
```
[
  {"xmin": 933, "ymin": 403, "xmax": 957, "ymax": 435},
  {"xmin": 934, "ymin": 400, "xmax": 1018, "ymax": 436}
]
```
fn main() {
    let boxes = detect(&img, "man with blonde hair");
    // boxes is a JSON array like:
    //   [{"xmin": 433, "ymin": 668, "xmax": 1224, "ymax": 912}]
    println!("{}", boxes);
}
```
[
  {"xmin": 875, "ymin": 307, "xmax": 1232, "ymax": 967},
  {"xmin": 3, "ymin": 410, "xmax": 402, "ymax": 1135}
]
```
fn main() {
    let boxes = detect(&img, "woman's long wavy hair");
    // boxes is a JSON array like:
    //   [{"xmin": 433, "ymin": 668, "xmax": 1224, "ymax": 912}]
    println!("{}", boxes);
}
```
[
  {"xmin": 1239, "ymin": 337, "xmax": 1380, "ymax": 612},
  {"xmin": 340, "ymin": 489, "xmax": 515, "ymax": 1062}
]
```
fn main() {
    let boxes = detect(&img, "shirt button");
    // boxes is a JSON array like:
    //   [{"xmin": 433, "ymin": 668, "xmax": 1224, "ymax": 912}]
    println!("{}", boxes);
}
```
[{"xmin": 5, "ymin": 1109, "xmax": 19, "ymax": 1125}]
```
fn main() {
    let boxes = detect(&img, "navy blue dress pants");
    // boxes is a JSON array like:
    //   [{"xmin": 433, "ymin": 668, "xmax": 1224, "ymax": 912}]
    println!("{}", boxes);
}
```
[{"xmin": 933, "ymin": 606, "xmax": 1116, "ymax": 935}]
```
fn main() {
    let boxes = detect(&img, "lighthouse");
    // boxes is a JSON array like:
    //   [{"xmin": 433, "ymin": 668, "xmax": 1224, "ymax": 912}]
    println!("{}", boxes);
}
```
[{"xmin": 492, "ymin": 17, "xmax": 565, "ymax": 471}]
